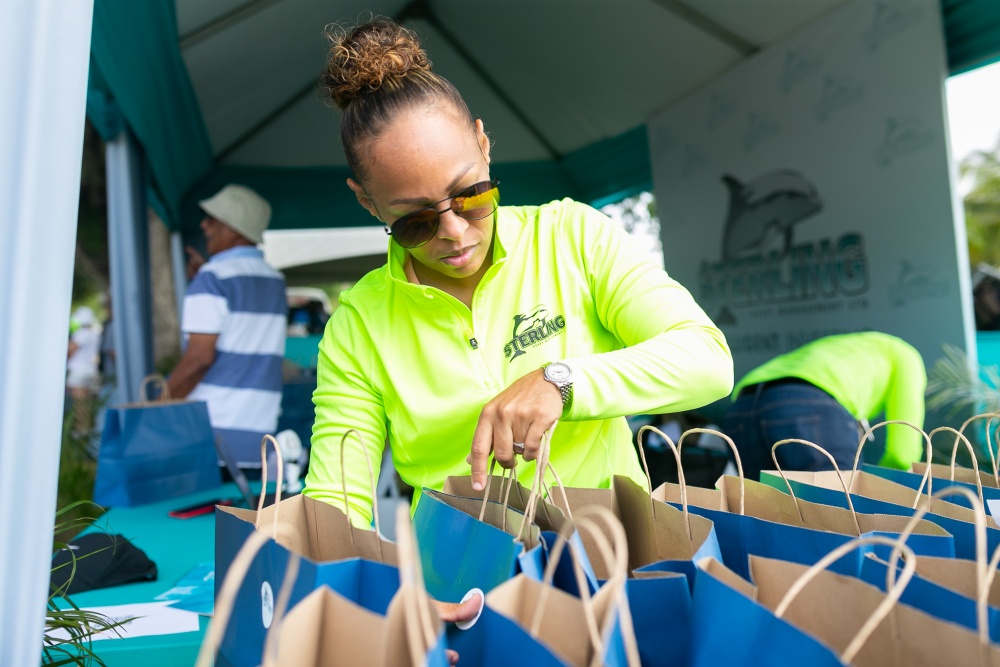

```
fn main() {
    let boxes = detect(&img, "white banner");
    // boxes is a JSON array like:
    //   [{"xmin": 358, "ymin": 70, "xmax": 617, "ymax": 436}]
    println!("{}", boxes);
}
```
[{"xmin": 649, "ymin": 0, "xmax": 975, "ymax": 381}]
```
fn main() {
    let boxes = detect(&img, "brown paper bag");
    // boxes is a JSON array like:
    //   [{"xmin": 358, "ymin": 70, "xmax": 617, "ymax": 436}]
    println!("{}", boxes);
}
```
[
  {"xmin": 477, "ymin": 506, "xmax": 642, "ymax": 666},
  {"xmin": 651, "ymin": 429, "xmax": 950, "ymax": 544},
  {"xmin": 267, "ymin": 505, "xmax": 446, "ymax": 667},
  {"xmin": 736, "ymin": 536, "xmax": 1000, "ymax": 667}
]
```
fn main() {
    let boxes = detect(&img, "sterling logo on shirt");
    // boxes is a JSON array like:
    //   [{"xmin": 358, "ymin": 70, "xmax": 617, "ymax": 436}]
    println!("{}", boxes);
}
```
[{"xmin": 503, "ymin": 305, "xmax": 566, "ymax": 362}]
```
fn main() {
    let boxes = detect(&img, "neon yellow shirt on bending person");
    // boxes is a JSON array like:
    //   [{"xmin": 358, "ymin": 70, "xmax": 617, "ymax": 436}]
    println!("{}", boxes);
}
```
[
  {"xmin": 732, "ymin": 332, "xmax": 926, "ymax": 468},
  {"xmin": 305, "ymin": 198, "xmax": 734, "ymax": 525}
]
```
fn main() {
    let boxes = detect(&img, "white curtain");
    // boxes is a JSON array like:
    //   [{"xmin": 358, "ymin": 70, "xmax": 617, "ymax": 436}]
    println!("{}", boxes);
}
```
[{"xmin": 0, "ymin": 1, "xmax": 95, "ymax": 665}]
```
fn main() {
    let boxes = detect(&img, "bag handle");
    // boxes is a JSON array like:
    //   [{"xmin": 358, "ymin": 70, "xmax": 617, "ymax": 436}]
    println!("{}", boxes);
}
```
[
  {"xmin": 194, "ymin": 530, "xmax": 300, "ymax": 667},
  {"xmin": 522, "ymin": 431, "xmax": 573, "ymax": 530},
  {"xmin": 852, "ymin": 420, "xmax": 933, "ymax": 508},
  {"xmin": 884, "ymin": 485, "xmax": 990, "ymax": 652},
  {"xmin": 534, "ymin": 505, "xmax": 641, "ymax": 667},
  {"xmin": 953, "ymin": 411, "xmax": 1000, "ymax": 487},
  {"xmin": 927, "ymin": 425, "xmax": 985, "ymax": 504},
  {"xmin": 395, "ymin": 503, "xmax": 441, "ymax": 665},
  {"xmin": 636, "ymin": 425, "xmax": 692, "ymax": 538},
  {"xmin": 338, "ymin": 429, "xmax": 384, "ymax": 557},
  {"xmin": 254, "ymin": 435, "xmax": 285, "ymax": 540},
  {"xmin": 773, "ymin": 535, "xmax": 916, "ymax": 665},
  {"xmin": 770, "ymin": 439, "xmax": 862, "ymax": 536},
  {"xmin": 478, "ymin": 458, "xmax": 516, "ymax": 524},
  {"xmin": 678, "ymin": 427, "xmax": 746, "ymax": 516},
  {"xmin": 139, "ymin": 373, "xmax": 170, "ymax": 403},
  {"xmin": 514, "ymin": 424, "xmax": 559, "ymax": 545}
]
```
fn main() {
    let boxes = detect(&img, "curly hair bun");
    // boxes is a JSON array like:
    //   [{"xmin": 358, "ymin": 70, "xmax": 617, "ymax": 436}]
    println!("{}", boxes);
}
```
[{"xmin": 322, "ymin": 17, "xmax": 432, "ymax": 110}]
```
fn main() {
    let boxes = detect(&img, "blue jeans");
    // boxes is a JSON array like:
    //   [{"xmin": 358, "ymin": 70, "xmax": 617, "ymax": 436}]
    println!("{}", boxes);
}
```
[{"xmin": 721, "ymin": 381, "xmax": 861, "ymax": 484}]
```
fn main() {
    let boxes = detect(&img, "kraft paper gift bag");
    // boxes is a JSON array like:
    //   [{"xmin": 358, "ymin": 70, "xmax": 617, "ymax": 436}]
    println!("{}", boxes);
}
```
[
  {"xmin": 761, "ymin": 421, "xmax": 1000, "ymax": 559},
  {"xmin": 551, "ymin": 428, "xmax": 722, "ymax": 667},
  {"xmin": 859, "ymin": 486, "xmax": 1000, "ymax": 642},
  {"xmin": 448, "ymin": 506, "xmax": 641, "ymax": 667},
  {"xmin": 650, "ymin": 428, "xmax": 954, "ymax": 581},
  {"xmin": 414, "ymin": 431, "xmax": 570, "ymax": 603},
  {"xmin": 202, "ymin": 506, "xmax": 448, "ymax": 667},
  {"xmin": 863, "ymin": 424, "xmax": 1000, "ymax": 509},
  {"xmin": 215, "ymin": 433, "xmax": 398, "ymax": 667},
  {"xmin": 93, "ymin": 375, "xmax": 221, "ymax": 507},
  {"xmin": 691, "ymin": 536, "xmax": 1000, "ymax": 667}
]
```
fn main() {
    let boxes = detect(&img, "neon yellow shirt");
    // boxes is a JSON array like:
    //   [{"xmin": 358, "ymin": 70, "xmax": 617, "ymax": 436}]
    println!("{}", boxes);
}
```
[
  {"xmin": 305, "ymin": 199, "xmax": 734, "ymax": 524},
  {"xmin": 732, "ymin": 332, "xmax": 926, "ymax": 468}
]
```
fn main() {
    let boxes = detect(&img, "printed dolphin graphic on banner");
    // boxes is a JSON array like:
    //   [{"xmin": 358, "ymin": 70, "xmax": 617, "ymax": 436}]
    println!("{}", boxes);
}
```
[{"xmin": 721, "ymin": 170, "xmax": 824, "ymax": 259}]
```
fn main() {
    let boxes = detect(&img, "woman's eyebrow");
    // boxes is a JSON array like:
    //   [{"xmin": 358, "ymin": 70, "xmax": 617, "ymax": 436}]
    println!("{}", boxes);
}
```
[{"xmin": 388, "ymin": 162, "xmax": 475, "ymax": 206}]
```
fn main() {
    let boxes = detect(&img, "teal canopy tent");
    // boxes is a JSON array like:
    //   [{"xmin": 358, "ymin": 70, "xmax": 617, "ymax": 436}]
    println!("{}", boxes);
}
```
[{"xmin": 86, "ymin": 0, "xmax": 1000, "ymax": 239}]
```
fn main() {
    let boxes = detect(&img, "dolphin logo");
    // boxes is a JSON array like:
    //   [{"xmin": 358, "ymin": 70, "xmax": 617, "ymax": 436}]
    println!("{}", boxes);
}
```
[
  {"xmin": 720, "ymin": 170, "xmax": 824, "ymax": 259},
  {"xmin": 513, "ymin": 305, "xmax": 548, "ymax": 338}
]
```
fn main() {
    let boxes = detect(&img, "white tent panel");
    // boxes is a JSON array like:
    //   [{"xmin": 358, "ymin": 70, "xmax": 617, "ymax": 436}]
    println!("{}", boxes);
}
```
[{"xmin": 262, "ymin": 226, "xmax": 389, "ymax": 270}]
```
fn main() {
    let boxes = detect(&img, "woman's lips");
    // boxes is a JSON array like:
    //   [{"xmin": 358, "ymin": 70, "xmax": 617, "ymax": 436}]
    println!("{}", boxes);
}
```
[{"xmin": 440, "ymin": 245, "xmax": 476, "ymax": 267}]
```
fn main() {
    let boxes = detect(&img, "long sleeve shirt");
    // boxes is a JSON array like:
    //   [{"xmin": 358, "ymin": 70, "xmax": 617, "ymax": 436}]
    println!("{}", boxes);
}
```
[
  {"xmin": 733, "ymin": 332, "xmax": 927, "ymax": 468},
  {"xmin": 304, "ymin": 198, "xmax": 734, "ymax": 524}
]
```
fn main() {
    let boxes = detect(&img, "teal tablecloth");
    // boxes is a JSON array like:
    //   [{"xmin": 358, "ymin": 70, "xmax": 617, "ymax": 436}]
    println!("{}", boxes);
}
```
[{"xmin": 65, "ymin": 484, "xmax": 246, "ymax": 667}]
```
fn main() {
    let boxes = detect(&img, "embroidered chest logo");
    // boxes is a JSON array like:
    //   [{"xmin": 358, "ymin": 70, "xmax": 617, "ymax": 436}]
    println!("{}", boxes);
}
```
[{"xmin": 503, "ymin": 304, "xmax": 566, "ymax": 362}]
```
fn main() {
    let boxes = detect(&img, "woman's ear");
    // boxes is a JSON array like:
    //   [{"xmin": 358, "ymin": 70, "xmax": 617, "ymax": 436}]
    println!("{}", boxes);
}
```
[
  {"xmin": 347, "ymin": 178, "xmax": 381, "ymax": 220},
  {"xmin": 475, "ymin": 119, "xmax": 491, "ymax": 165}
]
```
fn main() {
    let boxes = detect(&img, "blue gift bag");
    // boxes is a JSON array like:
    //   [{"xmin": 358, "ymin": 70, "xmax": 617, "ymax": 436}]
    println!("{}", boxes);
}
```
[
  {"xmin": 214, "ymin": 495, "xmax": 399, "ymax": 667},
  {"xmin": 412, "ymin": 488, "xmax": 543, "ymax": 603},
  {"xmin": 856, "ymin": 485, "xmax": 1000, "ymax": 642},
  {"xmin": 690, "ymin": 558, "xmax": 844, "ymax": 667},
  {"xmin": 655, "ymin": 475, "xmax": 955, "ymax": 581},
  {"xmin": 759, "ymin": 468, "xmax": 998, "ymax": 560},
  {"xmin": 449, "ymin": 506, "xmax": 640, "ymax": 667},
  {"xmin": 689, "ymin": 535, "xmax": 991, "ymax": 666},
  {"xmin": 859, "ymin": 554, "xmax": 1000, "ymax": 642},
  {"xmin": 93, "ymin": 397, "xmax": 221, "ymax": 507}
]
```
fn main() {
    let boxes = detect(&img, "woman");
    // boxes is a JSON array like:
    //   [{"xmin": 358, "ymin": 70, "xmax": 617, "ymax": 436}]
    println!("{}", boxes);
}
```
[{"xmin": 304, "ymin": 17, "xmax": 733, "ymax": 525}]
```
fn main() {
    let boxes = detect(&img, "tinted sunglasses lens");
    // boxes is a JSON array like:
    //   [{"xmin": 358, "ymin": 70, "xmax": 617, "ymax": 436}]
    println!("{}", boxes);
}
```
[
  {"xmin": 391, "ymin": 208, "xmax": 439, "ymax": 248},
  {"xmin": 453, "ymin": 181, "xmax": 499, "ymax": 220}
]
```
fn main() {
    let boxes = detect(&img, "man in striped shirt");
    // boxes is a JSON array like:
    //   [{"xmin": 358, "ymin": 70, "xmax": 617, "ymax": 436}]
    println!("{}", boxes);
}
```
[{"xmin": 167, "ymin": 184, "xmax": 287, "ymax": 475}]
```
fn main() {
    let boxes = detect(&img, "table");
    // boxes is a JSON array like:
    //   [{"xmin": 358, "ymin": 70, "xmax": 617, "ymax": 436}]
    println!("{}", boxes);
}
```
[{"xmin": 66, "ymin": 484, "xmax": 246, "ymax": 667}]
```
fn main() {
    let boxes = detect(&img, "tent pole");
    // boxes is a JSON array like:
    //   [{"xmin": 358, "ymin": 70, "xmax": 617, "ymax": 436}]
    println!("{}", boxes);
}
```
[
  {"xmin": 106, "ymin": 131, "xmax": 154, "ymax": 403},
  {"xmin": 0, "ymin": 1, "xmax": 94, "ymax": 664},
  {"xmin": 170, "ymin": 231, "xmax": 188, "ymax": 352}
]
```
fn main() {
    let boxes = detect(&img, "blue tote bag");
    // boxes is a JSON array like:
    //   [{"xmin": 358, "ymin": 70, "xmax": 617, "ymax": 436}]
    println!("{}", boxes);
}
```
[
  {"xmin": 215, "ymin": 433, "xmax": 400, "ymax": 667},
  {"xmin": 545, "ymin": 425, "xmax": 727, "ymax": 667},
  {"xmin": 93, "ymin": 382, "xmax": 221, "ymax": 507},
  {"xmin": 651, "ymin": 431, "xmax": 954, "ymax": 581},
  {"xmin": 858, "ymin": 486, "xmax": 1000, "ymax": 642},
  {"xmin": 449, "ymin": 506, "xmax": 640, "ymax": 667},
  {"xmin": 415, "ymin": 443, "xmax": 575, "ymax": 603},
  {"xmin": 862, "ymin": 425, "xmax": 998, "ymax": 510},
  {"xmin": 759, "ymin": 467, "xmax": 998, "ymax": 560},
  {"xmin": 690, "ymin": 535, "xmax": 1000, "ymax": 666},
  {"xmin": 203, "ymin": 506, "xmax": 449, "ymax": 667}
]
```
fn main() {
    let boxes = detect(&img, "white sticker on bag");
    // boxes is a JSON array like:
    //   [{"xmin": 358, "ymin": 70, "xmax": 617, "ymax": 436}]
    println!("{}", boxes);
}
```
[{"xmin": 261, "ymin": 581, "xmax": 274, "ymax": 628}]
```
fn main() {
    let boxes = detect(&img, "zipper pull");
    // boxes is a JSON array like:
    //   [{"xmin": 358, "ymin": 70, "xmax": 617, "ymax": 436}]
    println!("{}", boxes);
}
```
[{"xmin": 464, "ymin": 328, "xmax": 478, "ymax": 349}]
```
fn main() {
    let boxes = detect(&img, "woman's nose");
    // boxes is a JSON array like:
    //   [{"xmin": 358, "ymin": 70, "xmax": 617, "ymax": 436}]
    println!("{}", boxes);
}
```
[{"xmin": 435, "ymin": 208, "xmax": 468, "ymax": 240}]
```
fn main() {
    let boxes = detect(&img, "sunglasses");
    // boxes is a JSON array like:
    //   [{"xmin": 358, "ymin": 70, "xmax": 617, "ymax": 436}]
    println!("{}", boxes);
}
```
[{"xmin": 382, "ymin": 179, "xmax": 500, "ymax": 249}]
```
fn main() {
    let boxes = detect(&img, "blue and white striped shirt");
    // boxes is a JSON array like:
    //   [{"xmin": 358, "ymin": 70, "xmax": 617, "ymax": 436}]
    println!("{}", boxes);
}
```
[{"xmin": 183, "ymin": 246, "xmax": 287, "ymax": 467}]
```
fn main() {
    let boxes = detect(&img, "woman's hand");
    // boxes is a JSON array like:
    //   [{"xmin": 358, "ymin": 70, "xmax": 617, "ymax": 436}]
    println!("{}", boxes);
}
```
[
  {"xmin": 467, "ymin": 368, "xmax": 563, "ymax": 491},
  {"xmin": 434, "ymin": 590, "xmax": 485, "ymax": 665}
]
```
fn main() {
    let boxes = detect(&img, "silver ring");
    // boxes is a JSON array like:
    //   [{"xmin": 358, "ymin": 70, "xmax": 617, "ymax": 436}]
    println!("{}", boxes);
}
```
[{"xmin": 512, "ymin": 442, "xmax": 526, "ymax": 455}]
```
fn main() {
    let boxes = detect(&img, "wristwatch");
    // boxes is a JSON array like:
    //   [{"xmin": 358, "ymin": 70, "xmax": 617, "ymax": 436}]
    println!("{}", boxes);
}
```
[{"xmin": 543, "ymin": 361, "xmax": 574, "ymax": 413}]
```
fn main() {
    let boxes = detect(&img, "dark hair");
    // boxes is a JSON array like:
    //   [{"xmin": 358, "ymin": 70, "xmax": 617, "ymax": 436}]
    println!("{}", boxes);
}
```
[{"xmin": 321, "ymin": 17, "xmax": 475, "ymax": 181}]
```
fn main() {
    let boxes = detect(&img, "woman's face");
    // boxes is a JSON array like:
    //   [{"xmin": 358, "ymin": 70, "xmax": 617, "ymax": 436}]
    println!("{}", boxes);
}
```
[{"xmin": 350, "ymin": 107, "xmax": 493, "ymax": 285}]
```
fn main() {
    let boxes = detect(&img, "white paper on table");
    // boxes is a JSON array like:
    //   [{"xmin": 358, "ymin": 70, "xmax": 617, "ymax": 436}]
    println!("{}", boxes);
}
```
[
  {"xmin": 50, "ymin": 601, "xmax": 201, "ymax": 641},
  {"xmin": 987, "ymin": 499, "xmax": 1000, "ymax": 525}
]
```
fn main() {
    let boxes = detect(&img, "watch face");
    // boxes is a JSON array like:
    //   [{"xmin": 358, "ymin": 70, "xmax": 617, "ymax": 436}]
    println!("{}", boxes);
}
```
[{"xmin": 545, "ymin": 362, "xmax": 572, "ymax": 383}]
